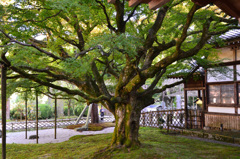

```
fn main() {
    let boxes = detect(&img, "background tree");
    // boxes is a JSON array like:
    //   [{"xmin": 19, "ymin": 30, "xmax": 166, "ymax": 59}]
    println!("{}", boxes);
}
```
[{"xmin": 0, "ymin": 0, "xmax": 239, "ymax": 148}]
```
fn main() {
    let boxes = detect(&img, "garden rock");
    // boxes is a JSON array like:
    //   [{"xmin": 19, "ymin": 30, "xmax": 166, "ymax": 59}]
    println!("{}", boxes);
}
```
[{"xmin": 29, "ymin": 135, "xmax": 39, "ymax": 139}]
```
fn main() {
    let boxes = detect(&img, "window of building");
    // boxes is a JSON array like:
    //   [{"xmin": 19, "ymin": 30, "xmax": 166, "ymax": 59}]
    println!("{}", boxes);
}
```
[
  {"xmin": 209, "ymin": 84, "xmax": 234, "ymax": 104},
  {"xmin": 237, "ymin": 65, "xmax": 240, "ymax": 81}
]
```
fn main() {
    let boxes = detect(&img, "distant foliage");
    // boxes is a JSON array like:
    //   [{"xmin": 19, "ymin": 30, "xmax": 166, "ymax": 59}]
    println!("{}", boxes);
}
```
[
  {"xmin": 64, "ymin": 106, "xmax": 74, "ymax": 116},
  {"xmin": 74, "ymin": 105, "xmax": 88, "ymax": 117},
  {"xmin": 38, "ymin": 104, "xmax": 53, "ymax": 119},
  {"xmin": 10, "ymin": 106, "xmax": 24, "ymax": 120}
]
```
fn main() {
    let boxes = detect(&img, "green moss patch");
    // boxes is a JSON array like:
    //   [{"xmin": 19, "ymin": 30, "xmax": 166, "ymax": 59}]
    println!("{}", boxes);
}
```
[
  {"xmin": 65, "ymin": 122, "xmax": 115, "ymax": 131},
  {"xmin": 2, "ymin": 127, "xmax": 240, "ymax": 159}
]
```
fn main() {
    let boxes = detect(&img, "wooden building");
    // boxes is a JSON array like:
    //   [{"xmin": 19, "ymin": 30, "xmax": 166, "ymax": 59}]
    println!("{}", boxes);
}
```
[
  {"xmin": 204, "ymin": 31, "xmax": 240, "ymax": 130},
  {"xmin": 181, "ymin": 31, "xmax": 240, "ymax": 130}
]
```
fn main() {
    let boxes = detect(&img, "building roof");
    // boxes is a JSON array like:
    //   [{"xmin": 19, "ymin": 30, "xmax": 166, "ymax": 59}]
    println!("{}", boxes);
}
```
[
  {"xmin": 219, "ymin": 30, "xmax": 240, "ymax": 41},
  {"xmin": 108, "ymin": 0, "xmax": 240, "ymax": 19},
  {"xmin": 192, "ymin": 0, "xmax": 240, "ymax": 19}
]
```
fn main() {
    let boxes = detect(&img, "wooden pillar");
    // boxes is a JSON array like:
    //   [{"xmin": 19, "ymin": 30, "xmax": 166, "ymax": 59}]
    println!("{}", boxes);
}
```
[
  {"xmin": 25, "ymin": 92, "xmax": 28, "ymax": 139},
  {"xmin": 36, "ymin": 90, "xmax": 38, "ymax": 144},
  {"xmin": 205, "ymin": 70, "xmax": 209, "ymax": 112},
  {"xmin": 198, "ymin": 90, "xmax": 201, "ymax": 98},
  {"xmin": 184, "ymin": 87, "xmax": 188, "ymax": 129},
  {"xmin": 1, "ymin": 65, "xmax": 7, "ymax": 159},
  {"xmin": 201, "ymin": 89, "xmax": 205, "ymax": 128},
  {"xmin": 55, "ymin": 96, "xmax": 57, "ymax": 139}
]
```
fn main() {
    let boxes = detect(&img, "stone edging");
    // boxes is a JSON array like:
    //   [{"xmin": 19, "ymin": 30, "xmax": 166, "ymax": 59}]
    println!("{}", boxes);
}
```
[{"xmin": 174, "ymin": 129, "xmax": 240, "ymax": 145}]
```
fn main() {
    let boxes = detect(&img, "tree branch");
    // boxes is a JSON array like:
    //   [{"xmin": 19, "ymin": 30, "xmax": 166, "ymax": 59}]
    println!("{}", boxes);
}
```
[
  {"xmin": 0, "ymin": 29, "xmax": 63, "ymax": 60},
  {"xmin": 124, "ymin": 4, "xmax": 139, "ymax": 23},
  {"xmin": 18, "ymin": 65, "xmax": 83, "ymax": 86},
  {"xmin": 23, "ymin": 10, "xmax": 62, "ymax": 23},
  {"xmin": 91, "ymin": 60, "xmax": 112, "ymax": 98},
  {"xmin": 9, "ymin": 65, "xmax": 110, "ymax": 103},
  {"xmin": 144, "ymin": 6, "xmax": 169, "ymax": 49},
  {"xmin": 139, "ymin": 68, "xmax": 166, "ymax": 96},
  {"xmin": 95, "ymin": 0, "xmax": 117, "ymax": 33},
  {"xmin": 149, "ymin": 66, "xmax": 199, "ymax": 96},
  {"xmin": 175, "ymin": 4, "xmax": 201, "ymax": 52}
]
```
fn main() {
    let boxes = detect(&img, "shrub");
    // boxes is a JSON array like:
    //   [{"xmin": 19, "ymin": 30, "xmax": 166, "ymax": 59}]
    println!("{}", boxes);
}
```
[
  {"xmin": 74, "ymin": 105, "xmax": 88, "ymax": 117},
  {"xmin": 10, "ymin": 106, "xmax": 25, "ymax": 120},
  {"xmin": 38, "ymin": 104, "xmax": 53, "ymax": 119},
  {"xmin": 64, "ymin": 106, "xmax": 74, "ymax": 116}
]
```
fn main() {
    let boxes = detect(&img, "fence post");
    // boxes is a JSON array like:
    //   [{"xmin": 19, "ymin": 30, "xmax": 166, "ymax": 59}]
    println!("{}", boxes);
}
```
[
  {"xmin": 184, "ymin": 89, "xmax": 188, "ymax": 129},
  {"xmin": 167, "ymin": 114, "xmax": 169, "ymax": 133},
  {"xmin": 1, "ymin": 64, "xmax": 7, "ymax": 159}
]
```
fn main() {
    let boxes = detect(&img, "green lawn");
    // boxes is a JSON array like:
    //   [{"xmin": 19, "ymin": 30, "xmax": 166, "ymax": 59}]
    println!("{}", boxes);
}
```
[{"xmin": 1, "ymin": 127, "xmax": 240, "ymax": 159}]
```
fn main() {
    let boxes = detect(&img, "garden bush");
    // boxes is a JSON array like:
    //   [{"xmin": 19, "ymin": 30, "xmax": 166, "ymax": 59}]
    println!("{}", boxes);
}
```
[
  {"xmin": 38, "ymin": 104, "xmax": 53, "ymax": 119},
  {"xmin": 74, "ymin": 105, "xmax": 88, "ymax": 117},
  {"xmin": 10, "ymin": 106, "xmax": 25, "ymax": 120},
  {"xmin": 64, "ymin": 106, "xmax": 74, "ymax": 116}
]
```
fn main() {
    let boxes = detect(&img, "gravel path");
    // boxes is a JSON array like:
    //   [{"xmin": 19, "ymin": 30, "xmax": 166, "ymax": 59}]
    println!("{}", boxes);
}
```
[{"xmin": 0, "ymin": 127, "xmax": 115, "ymax": 144}]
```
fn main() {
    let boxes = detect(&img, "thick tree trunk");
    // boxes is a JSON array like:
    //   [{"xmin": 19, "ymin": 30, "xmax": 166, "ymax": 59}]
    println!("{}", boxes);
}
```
[
  {"xmin": 111, "ymin": 103, "xmax": 142, "ymax": 147},
  {"xmin": 111, "ymin": 96, "xmax": 154, "ymax": 148},
  {"xmin": 91, "ymin": 103, "xmax": 99, "ymax": 123}
]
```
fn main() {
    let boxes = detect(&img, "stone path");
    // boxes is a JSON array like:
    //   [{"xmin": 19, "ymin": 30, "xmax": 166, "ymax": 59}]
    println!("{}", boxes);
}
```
[{"xmin": 0, "ymin": 127, "xmax": 115, "ymax": 144}]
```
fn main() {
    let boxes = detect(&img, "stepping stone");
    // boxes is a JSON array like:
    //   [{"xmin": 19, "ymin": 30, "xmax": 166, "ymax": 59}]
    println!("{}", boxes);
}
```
[{"xmin": 29, "ymin": 135, "xmax": 39, "ymax": 139}]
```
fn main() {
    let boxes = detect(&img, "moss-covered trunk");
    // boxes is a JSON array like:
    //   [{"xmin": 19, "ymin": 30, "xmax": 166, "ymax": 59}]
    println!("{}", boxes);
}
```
[{"xmin": 111, "ymin": 102, "xmax": 142, "ymax": 148}]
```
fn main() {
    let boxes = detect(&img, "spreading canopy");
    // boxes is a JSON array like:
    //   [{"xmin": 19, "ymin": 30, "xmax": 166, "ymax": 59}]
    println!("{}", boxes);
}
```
[{"xmin": 0, "ymin": 0, "xmax": 239, "ymax": 147}]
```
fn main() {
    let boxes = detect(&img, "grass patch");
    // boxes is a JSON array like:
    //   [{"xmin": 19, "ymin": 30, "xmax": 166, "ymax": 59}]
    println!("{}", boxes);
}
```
[
  {"xmin": 65, "ymin": 122, "xmax": 115, "ymax": 131},
  {"xmin": 2, "ymin": 127, "xmax": 240, "ymax": 159}
]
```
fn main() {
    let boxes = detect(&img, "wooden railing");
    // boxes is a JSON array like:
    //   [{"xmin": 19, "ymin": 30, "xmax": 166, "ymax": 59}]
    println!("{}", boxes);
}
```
[
  {"xmin": 140, "ymin": 109, "xmax": 204, "ymax": 130},
  {"xmin": 3, "ymin": 116, "xmax": 115, "ymax": 131},
  {"xmin": 140, "ymin": 109, "xmax": 185, "ymax": 130}
]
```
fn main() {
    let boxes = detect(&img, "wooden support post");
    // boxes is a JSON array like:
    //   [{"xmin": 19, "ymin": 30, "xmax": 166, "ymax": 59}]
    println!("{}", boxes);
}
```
[
  {"xmin": 75, "ymin": 105, "xmax": 88, "ymax": 125},
  {"xmin": 201, "ymin": 89, "xmax": 205, "ymax": 128},
  {"xmin": 184, "ymin": 89, "xmax": 188, "ymax": 129},
  {"xmin": 167, "ymin": 115, "xmax": 170, "ymax": 131},
  {"xmin": 198, "ymin": 90, "xmax": 201, "ymax": 98},
  {"xmin": 36, "ymin": 90, "xmax": 38, "ymax": 144},
  {"xmin": 55, "ymin": 96, "xmax": 57, "ymax": 139},
  {"xmin": 1, "ymin": 65, "xmax": 7, "ymax": 159},
  {"xmin": 25, "ymin": 92, "xmax": 28, "ymax": 139}
]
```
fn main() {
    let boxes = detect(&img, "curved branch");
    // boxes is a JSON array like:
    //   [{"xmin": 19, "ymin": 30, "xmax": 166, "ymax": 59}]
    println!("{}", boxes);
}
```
[
  {"xmin": 175, "ymin": 4, "xmax": 201, "ymax": 52},
  {"xmin": 124, "ymin": 4, "xmax": 139, "ymax": 23},
  {"xmin": 91, "ymin": 60, "xmax": 112, "ymax": 98},
  {"xmin": 0, "ymin": 29, "xmax": 62, "ymax": 60},
  {"xmin": 139, "ymin": 68, "xmax": 166, "ymax": 96},
  {"xmin": 18, "ymin": 65, "xmax": 83, "ymax": 86},
  {"xmin": 23, "ymin": 10, "xmax": 62, "ymax": 23},
  {"xmin": 95, "ymin": 0, "xmax": 117, "ymax": 33},
  {"xmin": 144, "ymin": 6, "xmax": 169, "ymax": 49},
  {"xmin": 149, "ymin": 66, "xmax": 199, "ymax": 96}
]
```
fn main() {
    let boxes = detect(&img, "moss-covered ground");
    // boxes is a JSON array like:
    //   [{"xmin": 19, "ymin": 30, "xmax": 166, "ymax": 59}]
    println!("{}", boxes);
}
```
[
  {"xmin": 65, "ymin": 122, "xmax": 115, "ymax": 131},
  {"xmin": 2, "ymin": 127, "xmax": 240, "ymax": 159}
]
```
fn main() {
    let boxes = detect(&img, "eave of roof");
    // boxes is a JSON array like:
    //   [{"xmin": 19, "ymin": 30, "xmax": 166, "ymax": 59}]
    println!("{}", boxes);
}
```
[{"xmin": 108, "ymin": 0, "xmax": 240, "ymax": 20}]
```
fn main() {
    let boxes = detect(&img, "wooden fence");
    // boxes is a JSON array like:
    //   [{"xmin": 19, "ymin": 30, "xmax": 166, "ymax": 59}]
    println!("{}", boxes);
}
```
[
  {"xmin": 140, "ymin": 109, "xmax": 185, "ymax": 129},
  {"xmin": 2, "ymin": 116, "xmax": 115, "ymax": 131},
  {"xmin": 140, "ymin": 109, "xmax": 204, "ymax": 130},
  {"xmin": 1, "ymin": 110, "xmax": 204, "ymax": 131}
]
